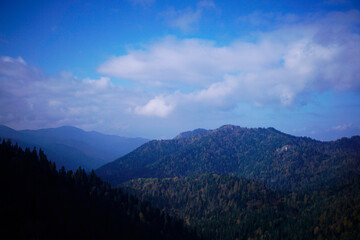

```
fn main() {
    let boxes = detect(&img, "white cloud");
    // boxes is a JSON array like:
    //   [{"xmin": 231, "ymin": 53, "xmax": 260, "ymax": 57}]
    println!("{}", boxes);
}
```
[
  {"xmin": 80, "ymin": 77, "xmax": 115, "ymax": 95},
  {"xmin": 332, "ymin": 123, "xmax": 352, "ymax": 131},
  {"xmin": 1, "ymin": 56, "xmax": 26, "ymax": 64},
  {"xmin": 134, "ymin": 96, "xmax": 175, "ymax": 117},
  {"xmin": 99, "ymin": 10, "xmax": 360, "ymax": 111},
  {"xmin": 0, "ymin": 56, "xmax": 147, "ymax": 132},
  {"xmin": 183, "ymin": 76, "xmax": 239, "ymax": 109},
  {"xmin": 2, "ymin": 9, "xmax": 360, "ymax": 136},
  {"xmin": 83, "ymin": 77, "xmax": 112, "ymax": 89},
  {"xmin": 99, "ymin": 37, "xmax": 233, "ymax": 86}
]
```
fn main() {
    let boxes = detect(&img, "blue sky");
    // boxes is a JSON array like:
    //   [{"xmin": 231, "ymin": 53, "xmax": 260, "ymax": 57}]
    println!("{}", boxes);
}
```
[{"xmin": 1, "ymin": 0, "xmax": 360, "ymax": 140}]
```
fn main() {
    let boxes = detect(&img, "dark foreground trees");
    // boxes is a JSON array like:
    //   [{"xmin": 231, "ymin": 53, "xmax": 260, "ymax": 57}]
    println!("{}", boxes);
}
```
[{"xmin": 0, "ymin": 139, "xmax": 198, "ymax": 240}]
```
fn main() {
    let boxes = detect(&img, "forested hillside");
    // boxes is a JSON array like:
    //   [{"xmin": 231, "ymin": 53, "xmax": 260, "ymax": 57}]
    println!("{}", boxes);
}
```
[
  {"xmin": 97, "ymin": 125, "xmax": 360, "ymax": 190},
  {"xmin": 124, "ymin": 174, "xmax": 360, "ymax": 240},
  {"xmin": 4, "ymin": 123, "xmax": 358, "ymax": 240},
  {"xmin": 0, "ymin": 139, "xmax": 197, "ymax": 240}
]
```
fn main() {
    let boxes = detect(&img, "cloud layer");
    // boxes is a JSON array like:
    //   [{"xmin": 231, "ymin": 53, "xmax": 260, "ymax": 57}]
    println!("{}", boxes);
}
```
[
  {"xmin": 1, "ymin": 9, "xmax": 359, "ymax": 140},
  {"xmin": 98, "ymin": 10, "xmax": 360, "ymax": 117},
  {"xmin": 0, "ymin": 56, "xmax": 146, "ymax": 132}
]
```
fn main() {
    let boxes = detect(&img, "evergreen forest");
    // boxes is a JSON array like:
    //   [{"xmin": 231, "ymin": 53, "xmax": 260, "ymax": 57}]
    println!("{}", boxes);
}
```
[
  {"xmin": 1, "ymin": 139, "xmax": 198, "ymax": 240},
  {"xmin": 124, "ymin": 174, "xmax": 360, "ymax": 240},
  {"xmin": 2, "ymin": 124, "xmax": 360, "ymax": 240},
  {"xmin": 97, "ymin": 125, "xmax": 360, "ymax": 240}
]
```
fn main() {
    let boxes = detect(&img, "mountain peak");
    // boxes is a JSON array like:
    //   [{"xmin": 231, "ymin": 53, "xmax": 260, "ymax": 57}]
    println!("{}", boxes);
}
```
[
  {"xmin": 218, "ymin": 124, "xmax": 237, "ymax": 129},
  {"xmin": 216, "ymin": 124, "xmax": 246, "ymax": 131},
  {"xmin": 173, "ymin": 128, "xmax": 208, "ymax": 139}
]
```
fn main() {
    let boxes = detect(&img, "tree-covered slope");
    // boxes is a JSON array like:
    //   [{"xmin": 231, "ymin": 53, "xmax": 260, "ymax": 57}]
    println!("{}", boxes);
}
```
[
  {"xmin": 97, "ymin": 125, "xmax": 360, "ymax": 190},
  {"xmin": 0, "ymin": 139, "xmax": 198, "ymax": 240},
  {"xmin": 173, "ymin": 128, "xmax": 208, "ymax": 139},
  {"xmin": 124, "ymin": 174, "xmax": 360, "ymax": 240}
]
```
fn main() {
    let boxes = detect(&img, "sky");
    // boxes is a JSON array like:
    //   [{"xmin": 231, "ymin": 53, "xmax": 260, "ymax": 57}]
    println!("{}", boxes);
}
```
[{"xmin": 0, "ymin": 0, "xmax": 360, "ymax": 140}]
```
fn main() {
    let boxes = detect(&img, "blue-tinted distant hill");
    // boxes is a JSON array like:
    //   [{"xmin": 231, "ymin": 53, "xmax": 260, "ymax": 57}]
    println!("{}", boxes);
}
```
[{"xmin": 0, "ymin": 125, "xmax": 148, "ymax": 170}]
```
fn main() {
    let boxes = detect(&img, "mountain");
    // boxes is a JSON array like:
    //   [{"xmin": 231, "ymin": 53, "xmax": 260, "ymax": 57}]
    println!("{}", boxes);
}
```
[
  {"xmin": 0, "ymin": 125, "xmax": 148, "ymax": 170},
  {"xmin": 124, "ymin": 174, "xmax": 360, "ymax": 240},
  {"xmin": 1, "ymin": 139, "xmax": 198, "ymax": 240},
  {"xmin": 96, "ymin": 125, "xmax": 360, "ymax": 190},
  {"xmin": 173, "ymin": 128, "xmax": 208, "ymax": 139}
]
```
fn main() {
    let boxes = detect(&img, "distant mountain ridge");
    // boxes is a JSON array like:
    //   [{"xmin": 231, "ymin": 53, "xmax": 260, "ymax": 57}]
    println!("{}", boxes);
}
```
[
  {"xmin": 96, "ymin": 125, "xmax": 360, "ymax": 190},
  {"xmin": 0, "ymin": 125, "xmax": 149, "ymax": 170}
]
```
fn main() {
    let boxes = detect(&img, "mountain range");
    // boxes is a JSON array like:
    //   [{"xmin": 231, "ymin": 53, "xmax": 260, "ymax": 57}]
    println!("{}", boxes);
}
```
[
  {"xmin": 3, "ymin": 123, "xmax": 360, "ymax": 239},
  {"xmin": 100, "ymin": 124, "xmax": 360, "ymax": 239},
  {"xmin": 96, "ymin": 124, "xmax": 360, "ymax": 191},
  {"xmin": 0, "ymin": 125, "xmax": 148, "ymax": 170}
]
